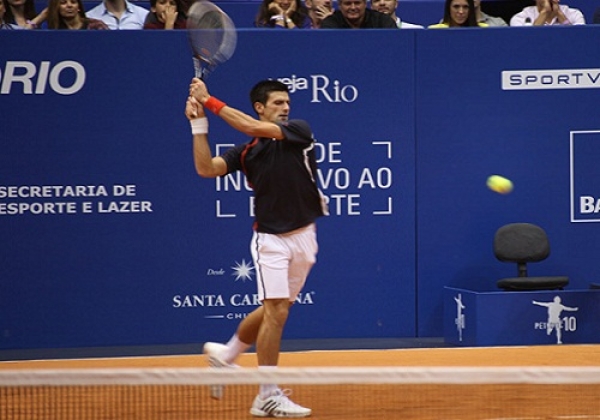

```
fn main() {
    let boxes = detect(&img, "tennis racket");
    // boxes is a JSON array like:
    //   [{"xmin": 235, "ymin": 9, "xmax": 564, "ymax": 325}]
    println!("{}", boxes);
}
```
[{"xmin": 186, "ymin": 0, "xmax": 237, "ymax": 80}]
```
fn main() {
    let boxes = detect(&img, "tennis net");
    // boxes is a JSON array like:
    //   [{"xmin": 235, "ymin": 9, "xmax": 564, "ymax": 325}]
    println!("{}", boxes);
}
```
[{"xmin": 1, "ymin": 366, "xmax": 599, "ymax": 419}]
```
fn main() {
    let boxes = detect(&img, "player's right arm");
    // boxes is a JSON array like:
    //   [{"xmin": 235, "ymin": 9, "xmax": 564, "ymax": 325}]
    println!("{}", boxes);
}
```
[
  {"xmin": 189, "ymin": 78, "xmax": 284, "ymax": 140},
  {"xmin": 186, "ymin": 96, "xmax": 228, "ymax": 178},
  {"xmin": 218, "ymin": 106, "xmax": 284, "ymax": 140}
]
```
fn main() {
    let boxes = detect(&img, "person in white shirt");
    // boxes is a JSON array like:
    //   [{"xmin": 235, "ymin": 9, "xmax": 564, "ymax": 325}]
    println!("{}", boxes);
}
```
[
  {"xmin": 86, "ymin": 0, "xmax": 148, "ymax": 29},
  {"xmin": 370, "ymin": 0, "xmax": 423, "ymax": 28},
  {"xmin": 510, "ymin": 0, "xmax": 584, "ymax": 26}
]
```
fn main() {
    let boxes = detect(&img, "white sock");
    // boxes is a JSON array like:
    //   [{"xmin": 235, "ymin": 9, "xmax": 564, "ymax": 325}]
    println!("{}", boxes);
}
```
[
  {"xmin": 223, "ymin": 334, "xmax": 251, "ymax": 364},
  {"xmin": 258, "ymin": 366, "xmax": 279, "ymax": 399}
]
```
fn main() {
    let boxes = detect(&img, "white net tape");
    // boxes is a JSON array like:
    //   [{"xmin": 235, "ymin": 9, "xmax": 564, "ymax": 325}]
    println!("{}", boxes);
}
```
[{"xmin": 1, "ymin": 366, "xmax": 600, "ymax": 386}]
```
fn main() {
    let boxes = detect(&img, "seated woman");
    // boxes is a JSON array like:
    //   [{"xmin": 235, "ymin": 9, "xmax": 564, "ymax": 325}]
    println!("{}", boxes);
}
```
[
  {"xmin": 1, "ymin": 0, "xmax": 22, "ymax": 28},
  {"xmin": 47, "ymin": 0, "xmax": 108, "ymax": 29},
  {"xmin": 429, "ymin": 0, "xmax": 487, "ymax": 28},
  {"xmin": 143, "ymin": 0, "xmax": 186, "ymax": 29},
  {"xmin": 4, "ymin": 0, "xmax": 46, "ymax": 28},
  {"xmin": 254, "ymin": 0, "xmax": 310, "ymax": 28}
]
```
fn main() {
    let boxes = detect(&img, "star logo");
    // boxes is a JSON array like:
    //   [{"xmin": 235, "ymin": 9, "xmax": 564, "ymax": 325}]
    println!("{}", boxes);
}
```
[{"xmin": 231, "ymin": 259, "xmax": 255, "ymax": 282}]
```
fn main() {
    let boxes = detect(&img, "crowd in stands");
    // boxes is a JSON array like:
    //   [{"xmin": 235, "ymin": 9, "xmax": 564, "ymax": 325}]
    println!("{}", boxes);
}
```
[{"xmin": 1, "ymin": 0, "xmax": 597, "ymax": 30}]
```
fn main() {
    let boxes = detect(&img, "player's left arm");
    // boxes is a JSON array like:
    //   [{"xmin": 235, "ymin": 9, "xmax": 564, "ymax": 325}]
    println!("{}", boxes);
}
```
[{"xmin": 185, "ymin": 96, "xmax": 228, "ymax": 178}]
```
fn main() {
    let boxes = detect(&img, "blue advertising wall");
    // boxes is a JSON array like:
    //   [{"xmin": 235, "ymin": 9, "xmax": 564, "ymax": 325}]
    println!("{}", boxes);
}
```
[
  {"xmin": 1, "ymin": 27, "xmax": 600, "ymax": 351},
  {"xmin": 0, "ymin": 30, "xmax": 416, "ymax": 350},
  {"xmin": 415, "ymin": 26, "xmax": 600, "ymax": 335}
]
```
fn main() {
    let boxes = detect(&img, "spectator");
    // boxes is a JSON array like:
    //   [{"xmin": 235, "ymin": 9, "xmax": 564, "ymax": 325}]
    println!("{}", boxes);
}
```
[
  {"xmin": 0, "ymin": 0, "xmax": 22, "ymax": 27},
  {"xmin": 595, "ymin": 7, "xmax": 600, "ymax": 23},
  {"xmin": 178, "ymin": 0, "xmax": 192, "ymax": 15},
  {"xmin": 4, "ymin": 0, "xmax": 45, "ymax": 28},
  {"xmin": 304, "ymin": 0, "xmax": 333, "ymax": 28},
  {"xmin": 370, "ymin": 0, "xmax": 423, "ymax": 28},
  {"xmin": 47, "ymin": 0, "xmax": 108, "ymax": 29},
  {"xmin": 428, "ymin": 0, "xmax": 486, "ymax": 27},
  {"xmin": 143, "ymin": 0, "xmax": 186, "ymax": 29},
  {"xmin": 320, "ymin": 0, "xmax": 397, "ymax": 28},
  {"xmin": 255, "ymin": 0, "xmax": 310, "ymax": 28},
  {"xmin": 473, "ymin": 0, "xmax": 506, "ymax": 26},
  {"xmin": 510, "ymin": 0, "xmax": 584, "ymax": 26},
  {"xmin": 86, "ymin": 0, "xmax": 149, "ymax": 29}
]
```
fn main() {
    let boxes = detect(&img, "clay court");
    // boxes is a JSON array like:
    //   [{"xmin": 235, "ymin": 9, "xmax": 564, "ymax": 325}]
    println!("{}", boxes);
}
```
[{"xmin": 1, "ymin": 344, "xmax": 599, "ymax": 419}]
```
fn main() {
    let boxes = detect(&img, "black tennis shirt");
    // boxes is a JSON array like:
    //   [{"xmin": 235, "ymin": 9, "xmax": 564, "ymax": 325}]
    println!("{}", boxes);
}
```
[{"xmin": 221, "ymin": 119, "xmax": 326, "ymax": 234}]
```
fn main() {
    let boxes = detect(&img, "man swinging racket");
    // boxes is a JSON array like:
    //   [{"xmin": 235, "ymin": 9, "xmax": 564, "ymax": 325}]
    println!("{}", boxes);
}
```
[{"xmin": 185, "ymin": 77, "xmax": 327, "ymax": 418}]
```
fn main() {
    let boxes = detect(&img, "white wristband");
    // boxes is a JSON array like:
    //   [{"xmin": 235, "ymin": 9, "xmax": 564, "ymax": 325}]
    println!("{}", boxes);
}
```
[{"xmin": 190, "ymin": 117, "xmax": 208, "ymax": 135}]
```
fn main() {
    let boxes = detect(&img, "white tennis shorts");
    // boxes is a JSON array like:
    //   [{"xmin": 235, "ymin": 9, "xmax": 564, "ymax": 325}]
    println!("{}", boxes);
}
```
[{"xmin": 250, "ymin": 223, "xmax": 317, "ymax": 302}]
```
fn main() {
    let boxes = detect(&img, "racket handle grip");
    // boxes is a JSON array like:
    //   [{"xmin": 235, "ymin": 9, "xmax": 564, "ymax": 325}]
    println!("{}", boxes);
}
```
[{"xmin": 193, "ymin": 57, "xmax": 213, "ymax": 80}]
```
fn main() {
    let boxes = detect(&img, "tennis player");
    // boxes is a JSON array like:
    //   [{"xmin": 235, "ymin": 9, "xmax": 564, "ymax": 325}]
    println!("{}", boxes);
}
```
[{"xmin": 186, "ymin": 78, "xmax": 327, "ymax": 418}]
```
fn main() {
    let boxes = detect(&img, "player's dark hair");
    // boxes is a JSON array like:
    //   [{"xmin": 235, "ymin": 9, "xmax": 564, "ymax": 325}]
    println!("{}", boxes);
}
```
[{"xmin": 250, "ymin": 80, "xmax": 289, "ymax": 110}]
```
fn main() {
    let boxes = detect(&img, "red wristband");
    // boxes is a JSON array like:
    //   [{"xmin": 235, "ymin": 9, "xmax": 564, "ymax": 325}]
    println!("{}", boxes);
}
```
[{"xmin": 204, "ymin": 96, "xmax": 226, "ymax": 115}]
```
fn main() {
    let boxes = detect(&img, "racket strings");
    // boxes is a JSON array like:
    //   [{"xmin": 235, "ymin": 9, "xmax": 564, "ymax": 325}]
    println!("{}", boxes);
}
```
[{"xmin": 187, "ymin": 1, "xmax": 237, "ymax": 79}]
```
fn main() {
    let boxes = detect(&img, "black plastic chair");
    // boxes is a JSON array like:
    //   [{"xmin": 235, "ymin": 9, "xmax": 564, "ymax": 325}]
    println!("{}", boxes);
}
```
[{"xmin": 494, "ymin": 223, "xmax": 569, "ymax": 291}]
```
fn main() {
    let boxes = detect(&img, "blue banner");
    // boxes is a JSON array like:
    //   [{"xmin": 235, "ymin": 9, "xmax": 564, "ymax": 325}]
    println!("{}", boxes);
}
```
[
  {"xmin": 2, "ymin": 27, "xmax": 600, "ymax": 351},
  {"xmin": 415, "ymin": 26, "xmax": 600, "ymax": 336},
  {"xmin": 0, "ymin": 30, "xmax": 416, "ymax": 349}
]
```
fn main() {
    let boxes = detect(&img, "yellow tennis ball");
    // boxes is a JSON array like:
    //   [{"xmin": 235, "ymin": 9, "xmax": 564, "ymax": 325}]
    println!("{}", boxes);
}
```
[{"xmin": 487, "ymin": 175, "xmax": 513, "ymax": 194}]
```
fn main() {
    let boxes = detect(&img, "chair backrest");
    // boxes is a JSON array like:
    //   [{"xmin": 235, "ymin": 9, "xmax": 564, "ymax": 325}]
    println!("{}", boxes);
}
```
[
  {"xmin": 493, "ymin": 223, "xmax": 550, "ymax": 264},
  {"xmin": 494, "ymin": 223, "xmax": 568, "ymax": 291}
]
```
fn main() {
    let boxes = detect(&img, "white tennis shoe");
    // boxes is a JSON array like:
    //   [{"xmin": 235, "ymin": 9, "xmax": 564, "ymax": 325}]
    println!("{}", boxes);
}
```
[
  {"xmin": 203, "ymin": 342, "xmax": 237, "ymax": 399},
  {"xmin": 250, "ymin": 389, "xmax": 312, "ymax": 418}
]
